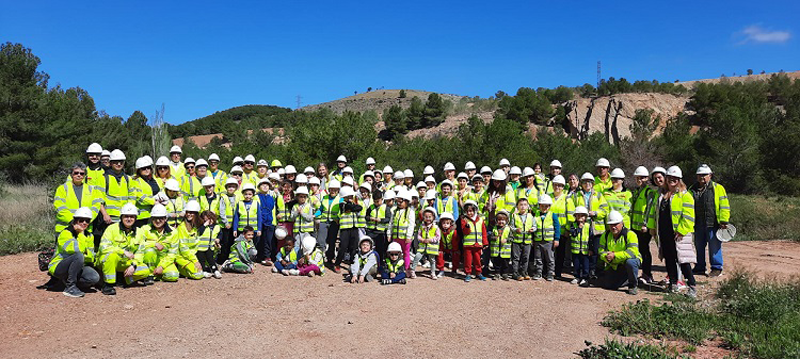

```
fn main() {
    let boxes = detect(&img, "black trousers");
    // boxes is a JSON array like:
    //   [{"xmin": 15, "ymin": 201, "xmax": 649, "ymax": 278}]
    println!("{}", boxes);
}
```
[
  {"xmin": 53, "ymin": 253, "xmax": 100, "ymax": 288},
  {"xmin": 554, "ymin": 235, "xmax": 568, "ymax": 277},
  {"xmin": 491, "ymin": 257, "xmax": 510, "ymax": 275},
  {"xmin": 196, "ymin": 250, "xmax": 218, "ymax": 272},
  {"xmin": 367, "ymin": 230, "xmax": 388, "ymax": 261},
  {"xmin": 335, "ymin": 228, "xmax": 359, "ymax": 266},
  {"xmin": 661, "ymin": 232, "xmax": 695, "ymax": 287},
  {"xmin": 634, "ymin": 230, "xmax": 653, "ymax": 278},
  {"xmin": 217, "ymin": 227, "xmax": 234, "ymax": 265},
  {"xmin": 325, "ymin": 222, "xmax": 340, "ymax": 262}
]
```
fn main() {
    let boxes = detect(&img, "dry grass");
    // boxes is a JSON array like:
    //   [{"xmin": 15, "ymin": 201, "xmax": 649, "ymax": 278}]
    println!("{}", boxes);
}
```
[{"xmin": 0, "ymin": 182, "xmax": 54, "ymax": 255}]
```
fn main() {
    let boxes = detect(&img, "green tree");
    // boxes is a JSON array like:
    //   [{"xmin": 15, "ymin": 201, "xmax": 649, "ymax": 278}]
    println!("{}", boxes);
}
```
[
  {"xmin": 399, "ymin": 89, "xmax": 407, "ymax": 98},
  {"xmin": 422, "ymin": 93, "xmax": 446, "ymax": 127},
  {"xmin": 383, "ymin": 105, "xmax": 407, "ymax": 140},
  {"xmin": 406, "ymin": 96, "xmax": 424, "ymax": 130}
]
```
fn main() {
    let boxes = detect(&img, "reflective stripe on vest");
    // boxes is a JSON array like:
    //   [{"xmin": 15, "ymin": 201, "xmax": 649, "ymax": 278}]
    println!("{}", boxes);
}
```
[
  {"xmin": 511, "ymin": 212, "xmax": 534, "ymax": 244},
  {"xmin": 462, "ymin": 217, "xmax": 484, "ymax": 246},
  {"xmin": 366, "ymin": 204, "xmax": 388, "ymax": 231},
  {"xmin": 490, "ymin": 226, "xmax": 512, "ymax": 258},
  {"xmin": 391, "ymin": 208, "xmax": 410, "ymax": 240},
  {"xmin": 536, "ymin": 212, "xmax": 555, "ymax": 242},
  {"xmin": 419, "ymin": 225, "xmax": 439, "ymax": 256},
  {"xmin": 237, "ymin": 201, "xmax": 259, "ymax": 229},
  {"xmin": 294, "ymin": 204, "xmax": 315, "ymax": 233}
]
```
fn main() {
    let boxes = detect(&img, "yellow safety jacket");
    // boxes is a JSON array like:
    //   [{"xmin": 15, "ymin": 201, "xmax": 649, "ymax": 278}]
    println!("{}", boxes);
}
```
[
  {"xmin": 551, "ymin": 192, "xmax": 574, "ymax": 231},
  {"xmin": 490, "ymin": 226, "xmax": 512, "ymax": 258},
  {"xmin": 570, "ymin": 190, "xmax": 608, "ymax": 235},
  {"xmin": 98, "ymin": 223, "xmax": 139, "ymax": 266},
  {"xmin": 604, "ymin": 189, "xmax": 632, "ymax": 228},
  {"xmin": 535, "ymin": 211, "xmax": 556, "ymax": 242},
  {"xmin": 319, "ymin": 195, "xmax": 341, "ymax": 223},
  {"xmin": 135, "ymin": 224, "xmax": 175, "ymax": 265},
  {"xmin": 130, "ymin": 176, "xmax": 158, "ymax": 221},
  {"xmin": 366, "ymin": 204, "xmax": 389, "ymax": 231},
  {"xmin": 164, "ymin": 196, "xmax": 186, "ymax": 228},
  {"xmin": 236, "ymin": 200, "xmax": 260, "ymax": 231},
  {"xmin": 180, "ymin": 175, "xmax": 203, "ymax": 202},
  {"xmin": 199, "ymin": 193, "xmax": 221, "ymax": 216},
  {"xmin": 391, "ymin": 208, "xmax": 412, "ymax": 240},
  {"xmin": 293, "ymin": 203, "xmax": 315, "ymax": 233},
  {"xmin": 99, "ymin": 171, "xmax": 134, "ymax": 221},
  {"xmin": 198, "ymin": 224, "xmax": 220, "ymax": 252},
  {"xmin": 594, "ymin": 175, "xmax": 613, "ymax": 193},
  {"xmin": 510, "ymin": 212, "xmax": 535, "ymax": 244},
  {"xmin": 48, "ymin": 228, "xmax": 95, "ymax": 275},
  {"xmin": 570, "ymin": 222, "xmax": 592, "ymax": 255},
  {"xmin": 462, "ymin": 217, "xmax": 485, "ymax": 246},
  {"xmin": 53, "ymin": 181, "xmax": 102, "ymax": 233},
  {"xmin": 690, "ymin": 182, "xmax": 731, "ymax": 224},
  {"xmin": 418, "ymin": 224, "xmax": 439, "ymax": 256},
  {"xmin": 599, "ymin": 228, "xmax": 641, "ymax": 270},
  {"xmin": 175, "ymin": 224, "xmax": 199, "ymax": 260},
  {"xmin": 631, "ymin": 186, "xmax": 657, "ymax": 230}
]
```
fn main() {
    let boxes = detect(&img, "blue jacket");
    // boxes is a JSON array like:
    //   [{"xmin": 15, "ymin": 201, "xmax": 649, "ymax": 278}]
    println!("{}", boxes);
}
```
[{"xmin": 257, "ymin": 193, "xmax": 276, "ymax": 227}]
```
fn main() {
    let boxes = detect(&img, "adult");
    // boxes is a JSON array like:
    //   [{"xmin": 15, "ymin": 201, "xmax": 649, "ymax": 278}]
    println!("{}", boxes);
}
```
[
  {"xmin": 593, "ymin": 158, "xmax": 612, "ymax": 193},
  {"xmin": 154, "ymin": 156, "xmax": 174, "ymax": 189},
  {"xmin": 517, "ymin": 167, "xmax": 540, "ymax": 209},
  {"xmin": 131, "ymin": 156, "xmax": 160, "ymax": 228},
  {"xmin": 464, "ymin": 161, "xmax": 477, "ymax": 179},
  {"xmin": 83, "ymin": 143, "xmax": 106, "ymax": 187},
  {"xmin": 550, "ymin": 175, "xmax": 574, "ymax": 279},
  {"xmin": 54, "ymin": 163, "xmax": 101, "ymax": 235},
  {"xmin": 168, "ymin": 145, "xmax": 185, "ymax": 179},
  {"xmin": 173, "ymin": 200, "xmax": 204, "ymax": 280},
  {"xmin": 656, "ymin": 166, "xmax": 697, "ymax": 297},
  {"xmin": 95, "ymin": 149, "xmax": 133, "ymax": 247},
  {"xmin": 183, "ymin": 157, "xmax": 196, "ymax": 177},
  {"xmin": 689, "ymin": 164, "xmax": 731, "ymax": 277},
  {"xmin": 316, "ymin": 162, "xmax": 329, "ymax": 190},
  {"xmin": 330, "ymin": 155, "xmax": 347, "ymax": 182},
  {"xmin": 98, "ymin": 203, "xmax": 151, "ymax": 295},
  {"xmin": 604, "ymin": 168, "xmax": 632, "ymax": 228},
  {"xmin": 140, "ymin": 204, "xmax": 178, "ymax": 282},
  {"xmin": 207, "ymin": 153, "xmax": 228, "ymax": 193},
  {"xmin": 542, "ymin": 160, "xmax": 562, "ymax": 195},
  {"xmin": 47, "ymin": 207, "xmax": 100, "ymax": 297},
  {"xmin": 100, "ymin": 150, "xmax": 111, "ymax": 168},
  {"xmin": 499, "ymin": 158, "xmax": 511, "ymax": 175},
  {"xmin": 630, "ymin": 166, "xmax": 658, "ymax": 284},
  {"xmin": 566, "ymin": 173, "xmax": 580, "ymax": 197},
  {"xmin": 591, "ymin": 210, "xmax": 641, "ymax": 295},
  {"xmin": 181, "ymin": 158, "xmax": 208, "ymax": 202}
]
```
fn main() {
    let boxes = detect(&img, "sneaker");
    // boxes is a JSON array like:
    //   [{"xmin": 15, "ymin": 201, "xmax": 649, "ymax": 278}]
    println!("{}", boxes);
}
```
[
  {"xmin": 281, "ymin": 269, "xmax": 290, "ymax": 276},
  {"xmin": 532, "ymin": 275, "xmax": 542, "ymax": 280},
  {"xmin": 264, "ymin": 260, "xmax": 273, "ymax": 266},
  {"xmin": 333, "ymin": 266, "xmax": 341, "ymax": 274},
  {"xmin": 143, "ymin": 276, "xmax": 155, "ymax": 286},
  {"xmin": 398, "ymin": 278, "xmax": 407, "ymax": 284},
  {"xmin": 676, "ymin": 280, "xmax": 687, "ymax": 291},
  {"xmin": 464, "ymin": 275, "xmax": 472, "ymax": 282},
  {"xmin": 410, "ymin": 271, "xmax": 417, "ymax": 279},
  {"xmin": 501, "ymin": 274, "xmax": 509, "ymax": 281},
  {"xmin": 271, "ymin": 267, "xmax": 279, "ymax": 273},
  {"xmin": 570, "ymin": 278, "xmax": 579, "ymax": 285},
  {"xmin": 687, "ymin": 286, "xmax": 697, "ymax": 298},
  {"xmin": 476, "ymin": 274, "xmax": 487, "ymax": 281},
  {"xmin": 203, "ymin": 271, "xmax": 212, "ymax": 278},
  {"xmin": 431, "ymin": 273, "xmax": 438, "ymax": 280},
  {"xmin": 491, "ymin": 274, "xmax": 498, "ymax": 280},
  {"xmin": 579, "ymin": 279, "xmax": 590, "ymax": 287},
  {"xmin": 63, "ymin": 285, "xmax": 84, "ymax": 298},
  {"xmin": 513, "ymin": 274, "xmax": 522, "ymax": 281},
  {"xmin": 546, "ymin": 276, "xmax": 554, "ymax": 282},
  {"xmin": 101, "ymin": 284, "xmax": 116, "ymax": 296},
  {"xmin": 436, "ymin": 270, "xmax": 445, "ymax": 278},
  {"xmin": 692, "ymin": 268, "xmax": 707, "ymax": 276},
  {"xmin": 308, "ymin": 271, "xmax": 316, "ymax": 277},
  {"xmin": 288, "ymin": 269, "xmax": 300, "ymax": 276},
  {"xmin": 213, "ymin": 271, "xmax": 222, "ymax": 279},
  {"xmin": 422, "ymin": 262, "xmax": 431, "ymax": 268},
  {"xmin": 667, "ymin": 284, "xmax": 679, "ymax": 293},
  {"xmin": 627, "ymin": 287, "xmax": 638, "ymax": 295},
  {"xmin": 709, "ymin": 269, "xmax": 723, "ymax": 278},
  {"xmin": 523, "ymin": 276, "xmax": 531, "ymax": 280}
]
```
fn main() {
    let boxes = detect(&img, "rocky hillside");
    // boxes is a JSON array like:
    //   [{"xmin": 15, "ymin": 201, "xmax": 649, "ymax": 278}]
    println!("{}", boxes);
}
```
[{"xmin": 300, "ymin": 89, "xmax": 465, "ymax": 114}]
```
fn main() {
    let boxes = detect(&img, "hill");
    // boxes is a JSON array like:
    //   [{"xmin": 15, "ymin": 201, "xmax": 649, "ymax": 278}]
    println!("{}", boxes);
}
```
[
  {"xmin": 300, "ymin": 89, "xmax": 466, "ymax": 114},
  {"xmin": 169, "ymin": 105, "xmax": 292, "ymax": 138}
]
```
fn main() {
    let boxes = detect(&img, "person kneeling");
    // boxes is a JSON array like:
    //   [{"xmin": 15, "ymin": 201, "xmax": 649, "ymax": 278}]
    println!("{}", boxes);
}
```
[
  {"xmin": 223, "ymin": 226, "xmax": 257, "ymax": 274},
  {"xmin": 591, "ymin": 211, "xmax": 641, "ymax": 295},
  {"xmin": 381, "ymin": 242, "xmax": 406, "ymax": 285}
]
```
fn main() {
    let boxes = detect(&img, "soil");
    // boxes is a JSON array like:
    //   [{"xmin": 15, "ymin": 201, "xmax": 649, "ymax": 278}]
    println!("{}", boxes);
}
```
[{"xmin": 2, "ymin": 240, "xmax": 798, "ymax": 358}]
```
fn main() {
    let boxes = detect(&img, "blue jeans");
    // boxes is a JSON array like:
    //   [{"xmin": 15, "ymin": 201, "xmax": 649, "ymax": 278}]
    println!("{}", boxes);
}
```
[
  {"xmin": 694, "ymin": 227, "xmax": 722, "ymax": 271},
  {"xmin": 572, "ymin": 254, "xmax": 590, "ymax": 280},
  {"xmin": 258, "ymin": 225, "xmax": 276, "ymax": 261},
  {"xmin": 274, "ymin": 261, "xmax": 297, "ymax": 272},
  {"xmin": 593, "ymin": 258, "xmax": 640, "ymax": 290}
]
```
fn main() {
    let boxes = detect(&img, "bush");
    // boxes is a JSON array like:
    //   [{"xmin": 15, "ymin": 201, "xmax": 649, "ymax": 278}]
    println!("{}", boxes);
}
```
[
  {"xmin": 576, "ymin": 338, "xmax": 689, "ymax": 359},
  {"xmin": 728, "ymin": 194, "xmax": 800, "ymax": 241},
  {"xmin": 0, "ymin": 182, "xmax": 53, "ymax": 255}
]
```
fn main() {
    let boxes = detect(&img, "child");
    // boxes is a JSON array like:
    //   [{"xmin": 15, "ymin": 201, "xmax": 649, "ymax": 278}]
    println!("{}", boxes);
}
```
[
  {"xmin": 459, "ymin": 200, "xmax": 488, "ymax": 282},
  {"xmin": 217, "ymin": 177, "xmax": 241, "ymax": 264},
  {"xmin": 436, "ymin": 212, "xmax": 460, "ymax": 278},
  {"xmin": 509, "ymin": 198, "xmax": 536, "ymax": 280},
  {"xmin": 569, "ymin": 206, "xmax": 592, "ymax": 287},
  {"xmin": 412, "ymin": 207, "xmax": 440, "ymax": 279},
  {"xmin": 256, "ymin": 177, "xmax": 277, "ymax": 266},
  {"xmin": 291, "ymin": 186, "xmax": 316, "ymax": 243},
  {"xmin": 532, "ymin": 194, "xmax": 561, "ymax": 281},
  {"xmin": 297, "ymin": 236, "xmax": 325, "ymax": 277},
  {"xmin": 366, "ymin": 191, "xmax": 391, "ymax": 258},
  {"xmin": 390, "ymin": 191, "xmax": 416, "ymax": 274},
  {"xmin": 233, "ymin": 183, "xmax": 262, "ymax": 238},
  {"xmin": 381, "ymin": 242, "xmax": 407, "ymax": 285},
  {"xmin": 436, "ymin": 180, "xmax": 459, "ymax": 219},
  {"xmin": 272, "ymin": 237, "xmax": 299, "ymax": 275},
  {"xmin": 223, "ymin": 226, "xmax": 257, "ymax": 274},
  {"xmin": 334, "ymin": 186, "xmax": 362, "ymax": 273},
  {"xmin": 197, "ymin": 211, "xmax": 222, "ymax": 279},
  {"xmin": 490, "ymin": 210, "xmax": 512, "ymax": 280},
  {"xmin": 347, "ymin": 237, "xmax": 379, "ymax": 283}
]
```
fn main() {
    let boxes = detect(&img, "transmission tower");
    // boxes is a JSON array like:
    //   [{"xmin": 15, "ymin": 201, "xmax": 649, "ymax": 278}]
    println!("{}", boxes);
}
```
[
  {"xmin": 597, "ymin": 61, "xmax": 601, "ymax": 89},
  {"xmin": 296, "ymin": 95, "xmax": 302, "ymax": 109}
]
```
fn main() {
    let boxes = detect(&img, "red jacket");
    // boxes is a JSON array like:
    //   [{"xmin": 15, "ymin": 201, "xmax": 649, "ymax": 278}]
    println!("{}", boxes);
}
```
[{"xmin": 459, "ymin": 216, "xmax": 488, "ymax": 248}]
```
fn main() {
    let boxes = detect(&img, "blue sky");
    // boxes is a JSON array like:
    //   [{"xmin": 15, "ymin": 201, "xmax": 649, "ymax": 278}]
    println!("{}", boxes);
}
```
[{"xmin": 2, "ymin": 1, "xmax": 797, "ymax": 124}]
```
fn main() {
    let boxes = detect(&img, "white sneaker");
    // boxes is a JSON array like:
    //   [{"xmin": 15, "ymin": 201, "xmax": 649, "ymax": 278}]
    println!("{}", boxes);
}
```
[
  {"xmin": 570, "ymin": 278, "xmax": 579, "ymax": 284},
  {"xmin": 281, "ymin": 269, "xmax": 290, "ymax": 276},
  {"xmin": 431, "ymin": 271, "xmax": 437, "ymax": 280},
  {"xmin": 436, "ymin": 270, "xmax": 445, "ymax": 278},
  {"xmin": 213, "ymin": 270, "xmax": 222, "ymax": 279},
  {"xmin": 288, "ymin": 269, "xmax": 300, "ymax": 276},
  {"xmin": 271, "ymin": 267, "xmax": 279, "ymax": 273},
  {"xmin": 422, "ymin": 262, "xmax": 431, "ymax": 268},
  {"xmin": 203, "ymin": 271, "xmax": 212, "ymax": 278}
]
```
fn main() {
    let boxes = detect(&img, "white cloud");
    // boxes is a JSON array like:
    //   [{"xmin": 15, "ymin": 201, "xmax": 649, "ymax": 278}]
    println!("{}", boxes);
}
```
[{"xmin": 739, "ymin": 25, "xmax": 791, "ymax": 44}]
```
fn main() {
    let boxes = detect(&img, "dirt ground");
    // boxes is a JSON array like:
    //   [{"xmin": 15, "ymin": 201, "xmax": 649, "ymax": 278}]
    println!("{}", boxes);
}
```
[{"xmin": 1, "ymin": 240, "xmax": 798, "ymax": 359}]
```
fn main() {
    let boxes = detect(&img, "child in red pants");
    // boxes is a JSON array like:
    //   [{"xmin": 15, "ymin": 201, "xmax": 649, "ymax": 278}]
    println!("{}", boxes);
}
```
[
  {"xmin": 460, "ymin": 200, "xmax": 488, "ymax": 282},
  {"xmin": 436, "ymin": 212, "xmax": 460, "ymax": 278}
]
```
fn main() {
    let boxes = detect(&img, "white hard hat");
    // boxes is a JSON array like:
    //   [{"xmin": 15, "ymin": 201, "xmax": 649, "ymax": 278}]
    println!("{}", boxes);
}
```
[
  {"xmin": 423, "ymin": 165, "xmax": 435, "ymax": 175},
  {"xmin": 277, "ymin": 168, "xmax": 285, "ymax": 176},
  {"xmin": 295, "ymin": 173, "xmax": 308, "ymax": 184},
  {"xmin": 120, "ymin": 203, "xmax": 139, "ymax": 216},
  {"xmin": 491, "ymin": 169, "xmax": 507, "ymax": 181},
  {"xmin": 607, "ymin": 210, "xmax": 624, "ymax": 225},
  {"xmin": 110, "ymin": 149, "xmax": 126, "ymax": 161},
  {"xmin": 342, "ymin": 177, "xmax": 354, "ymax": 187},
  {"xmin": 343, "ymin": 166, "xmax": 354, "ymax": 174},
  {"xmin": 666, "ymin": 166, "xmax": 683, "ymax": 179},
  {"xmin": 580, "ymin": 172, "xmax": 595, "ymax": 181},
  {"xmin": 295, "ymin": 186, "xmax": 309, "ymax": 196},
  {"xmin": 165, "ymin": 178, "xmax": 181, "ymax": 192},
  {"xmin": 208, "ymin": 153, "xmax": 220, "ymax": 161},
  {"xmin": 522, "ymin": 167, "xmax": 535, "ymax": 177},
  {"xmin": 496, "ymin": 209, "xmax": 510, "ymax": 218},
  {"xmin": 359, "ymin": 182, "xmax": 372, "ymax": 192},
  {"xmin": 399, "ymin": 190, "xmax": 413, "ymax": 202},
  {"xmin": 156, "ymin": 156, "xmax": 170, "ymax": 166},
  {"xmin": 86, "ymin": 143, "xmax": 103, "ymax": 154},
  {"xmin": 150, "ymin": 204, "xmax": 167, "ymax": 217},
  {"xmin": 365, "ymin": 157, "xmax": 376, "ymax": 165},
  {"xmin": 393, "ymin": 171, "xmax": 405, "ymax": 180},
  {"xmin": 471, "ymin": 174, "xmax": 483, "ymax": 182},
  {"xmin": 416, "ymin": 181, "xmax": 427, "ymax": 189},
  {"xmin": 499, "ymin": 158, "xmax": 511, "ymax": 167},
  {"xmin": 201, "ymin": 177, "xmax": 216, "ymax": 187},
  {"xmin": 373, "ymin": 168, "xmax": 382, "ymax": 174},
  {"xmin": 244, "ymin": 154, "xmax": 256, "ymax": 163},
  {"xmin": 241, "ymin": 183, "xmax": 256, "ymax": 193},
  {"xmin": 403, "ymin": 169, "xmax": 414, "ymax": 179},
  {"xmin": 634, "ymin": 166, "xmax": 650, "ymax": 177},
  {"xmin": 170, "ymin": 145, "xmax": 182, "ymax": 154},
  {"xmin": 363, "ymin": 170, "xmax": 374, "ymax": 178},
  {"xmin": 308, "ymin": 177, "xmax": 320, "ymax": 186},
  {"xmin": 422, "ymin": 206, "xmax": 438, "ymax": 217},
  {"xmin": 304, "ymin": 166, "xmax": 315, "ymax": 174},
  {"xmin": 256, "ymin": 159, "xmax": 268, "ymax": 167},
  {"xmin": 383, "ymin": 190, "xmax": 396, "ymax": 201},
  {"xmin": 225, "ymin": 177, "xmax": 239, "ymax": 188},
  {"xmin": 302, "ymin": 236, "xmax": 317, "ymax": 255},
  {"xmin": 552, "ymin": 175, "xmax": 566, "ymax": 185},
  {"xmin": 258, "ymin": 176, "xmax": 272, "ymax": 186},
  {"xmin": 185, "ymin": 200, "xmax": 201, "ymax": 213},
  {"xmin": 274, "ymin": 226, "xmax": 288, "ymax": 240},
  {"xmin": 233, "ymin": 156, "xmax": 244, "ymax": 164},
  {"xmin": 101, "ymin": 150, "xmax": 111, "ymax": 157},
  {"xmin": 424, "ymin": 176, "xmax": 436, "ymax": 183},
  {"xmin": 463, "ymin": 200, "xmax": 478, "ymax": 209},
  {"xmin": 595, "ymin": 158, "xmax": 610, "ymax": 167},
  {"xmin": 480, "ymin": 166, "xmax": 492, "ymax": 175},
  {"xmin": 424, "ymin": 190, "xmax": 437, "ymax": 200},
  {"xmin": 550, "ymin": 160, "xmax": 562, "ymax": 168},
  {"xmin": 73, "ymin": 207, "xmax": 93, "ymax": 219},
  {"xmin": 464, "ymin": 161, "xmax": 476, "ymax": 170},
  {"xmin": 696, "ymin": 164, "xmax": 712, "ymax": 175},
  {"xmin": 336, "ymin": 155, "xmax": 347, "ymax": 163},
  {"xmin": 285, "ymin": 165, "xmax": 297, "ymax": 174},
  {"xmin": 610, "ymin": 168, "xmax": 625, "ymax": 179},
  {"xmin": 268, "ymin": 173, "xmax": 280, "ymax": 181},
  {"xmin": 574, "ymin": 206, "xmax": 589, "ymax": 216},
  {"xmin": 509, "ymin": 166, "xmax": 522, "ymax": 175},
  {"xmin": 195, "ymin": 159, "xmax": 208, "ymax": 168},
  {"xmin": 538, "ymin": 194, "xmax": 553, "ymax": 206},
  {"xmin": 383, "ymin": 165, "xmax": 393, "ymax": 174},
  {"xmin": 443, "ymin": 162, "xmax": 456, "ymax": 171},
  {"xmin": 135, "ymin": 156, "xmax": 153, "ymax": 169},
  {"xmin": 387, "ymin": 242, "xmax": 402, "ymax": 253},
  {"xmin": 328, "ymin": 180, "xmax": 341, "ymax": 189},
  {"xmin": 411, "ymin": 191, "xmax": 419, "ymax": 198},
  {"xmin": 440, "ymin": 179, "xmax": 454, "ymax": 188},
  {"xmin": 439, "ymin": 212, "xmax": 454, "ymax": 222},
  {"xmin": 652, "ymin": 166, "xmax": 666, "ymax": 175},
  {"xmin": 184, "ymin": 157, "xmax": 195, "ymax": 165},
  {"xmin": 457, "ymin": 172, "xmax": 469, "ymax": 180},
  {"xmin": 230, "ymin": 165, "xmax": 243, "ymax": 174},
  {"xmin": 339, "ymin": 186, "xmax": 355, "ymax": 198}
]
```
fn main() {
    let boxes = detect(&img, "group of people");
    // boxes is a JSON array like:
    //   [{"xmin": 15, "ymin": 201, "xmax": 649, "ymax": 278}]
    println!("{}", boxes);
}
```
[{"xmin": 44, "ymin": 143, "xmax": 731, "ymax": 298}]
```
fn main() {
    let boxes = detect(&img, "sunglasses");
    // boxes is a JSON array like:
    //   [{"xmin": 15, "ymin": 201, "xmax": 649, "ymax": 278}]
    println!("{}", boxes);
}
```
[
  {"xmin": 244, "ymin": 161, "xmax": 255, "ymax": 165},
  {"xmin": 111, "ymin": 160, "xmax": 124, "ymax": 164},
  {"xmin": 186, "ymin": 166, "xmax": 195, "ymax": 169},
  {"xmin": 152, "ymin": 217, "xmax": 166, "ymax": 221},
  {"xmin": 389, "ymin": 253, "xmax": 400, "ymax": 256},
  {"xmin": 209, "ymin": 161, "xmax": 219, "ymax": 164},
  {"xmin": 157, "ymin": 167, "xmax": 169, "ymax": 170},
  {"xmin": 72, "ymin": 171, "xmax": 86, "ymax": 176},
  {"xmin": 75, "ymin": 218, "xmax": 90, "ymax": 224}
]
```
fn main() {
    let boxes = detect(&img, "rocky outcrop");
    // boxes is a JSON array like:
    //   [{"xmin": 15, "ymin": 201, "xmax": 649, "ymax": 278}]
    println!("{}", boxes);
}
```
[{"xmin": 564, "ymin": 93, "xmax": 689, "ymax": 144}]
